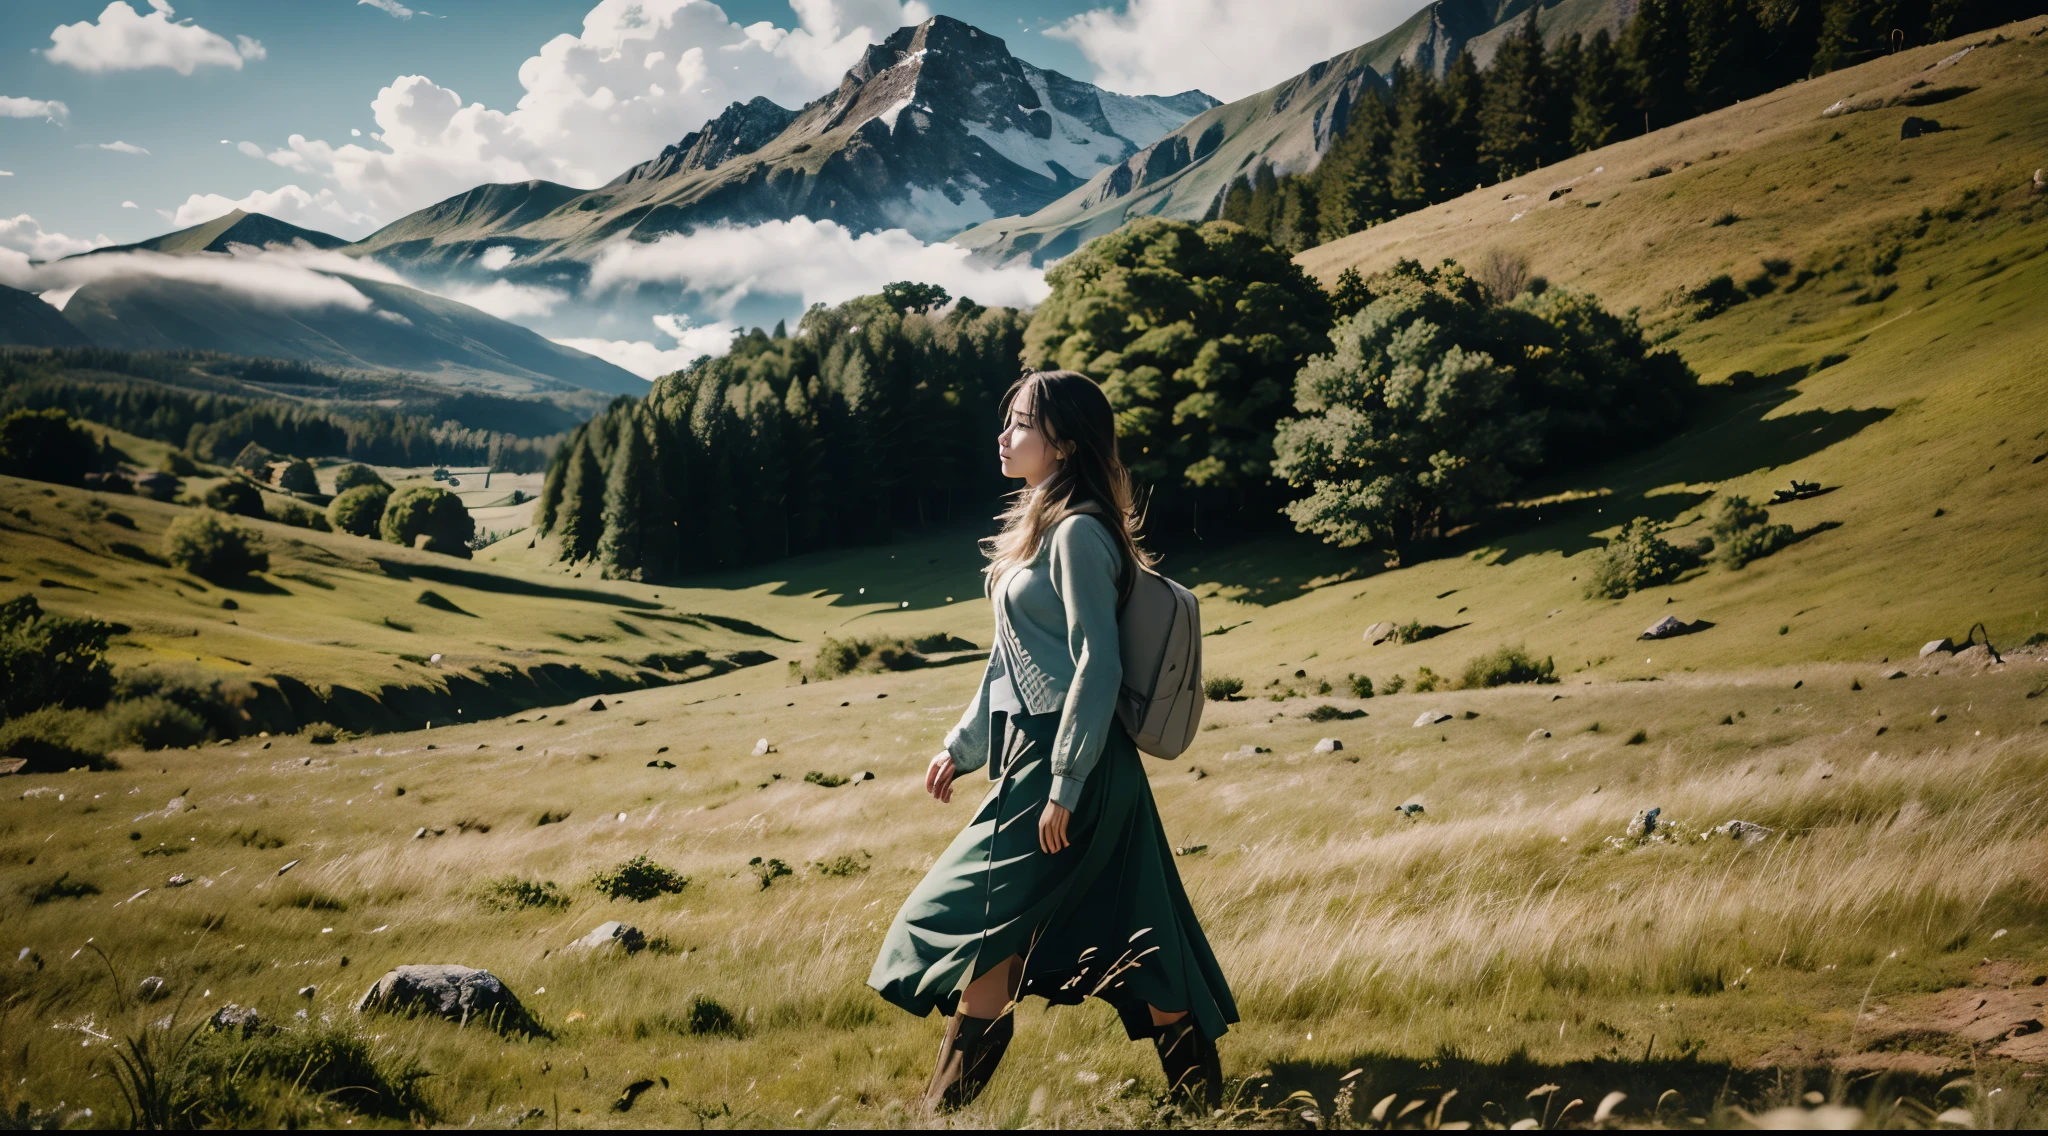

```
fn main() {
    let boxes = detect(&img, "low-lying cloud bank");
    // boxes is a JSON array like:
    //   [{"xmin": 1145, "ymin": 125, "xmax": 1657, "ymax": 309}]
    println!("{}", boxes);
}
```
[{"xmin": 555, "ymin": 314, "xmax": 744, "ymax": 380}]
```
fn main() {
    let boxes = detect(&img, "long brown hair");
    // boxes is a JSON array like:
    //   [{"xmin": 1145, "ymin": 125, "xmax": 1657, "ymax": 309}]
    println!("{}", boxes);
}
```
[{"xmin": 979, "ymin": 370, "xmax": 1156, "ymax": 599}]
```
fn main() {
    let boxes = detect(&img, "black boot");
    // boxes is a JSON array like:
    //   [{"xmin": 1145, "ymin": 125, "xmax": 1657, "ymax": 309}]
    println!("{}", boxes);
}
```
[
  {"xmin": 924, "ymin": 1012, "xmax": 1015, "ymax": 1112},
  {"xmin": 1153, "ymin": 1018, "xmax": 1222, "ymax": 1110}
]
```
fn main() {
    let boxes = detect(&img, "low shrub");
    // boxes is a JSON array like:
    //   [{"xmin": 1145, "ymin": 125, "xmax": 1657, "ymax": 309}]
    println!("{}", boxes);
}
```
[
  {"xmin": 329, "ymin": 484, "xmax": 392, "ymax": 538},
  {"xmin": 161, "ymin": 1016, "xmax": 432, "ymax": 1126},
  {"xmin": 201, "ymin": 480, "xmax": 266, "ymax": 519},
  {"xmin": 591, "ymin": 854, "xmax": 688, "ymax": 902},
  {"xmin": 1, "ymin": 592, "xmax": 114, "ymax": 719},
  {"xmin": 1459, "ymin": 645, "xmax": 1558, "ymax": 688},
  {"xmin": 812, "ymin": 852, "xmax": 870, "ymax": 877},
  {"xmin": 803, "ymin": 770, "xmax": 848, "ymax": 787},
  {"xmin": 1411, "ymin": 666, "xmax": 1443, "ymax": 693},
  {"xmin": 478, "ymin": 877, "xmax": 567, "ymax": 911},
  {"xmin": 1712, "ymin": 495, "xmax": 1795, "ymax": 568},
  {"xmin": 1204, "ymin": 676, "xmax": 1244, "ymax": 701},
  {"xmin": 1346, "ymin": 673, "xmax": 1374, "ymax": 698},
  {"xmin": 163, "ymin": 510, "xmax": 268, "ymax": 581},
  {"xmin": 808, "ymin": 632, "xmax": 971, "ymax": 679},
  {"xmin": 0, "ymin": 408, "xmax": 101, "ymax": 486},
  {"xmin": 0, "ymin": 707, "xmax": 113, "ymax": 771},
  {"xmin": 97, "ymin": 695, "xmax": 210, "ymax": 749},
  {"xmin": 381, "ymin": 485, "xmax": 473, "ymax": 557},
  {"xmin": 1305, "ymin": 704, "xmax": 1368, "ymax": 722},
  {"xmin": 1387, "ymin": 621, "xmax": 1446, "ymax": 644},
  {"xmin": 160, "ymin": 449, "xmax": 201, "ymax": 477},
  {"xmin": 749, "ymin": 856, "xmax": 794, "ymax": 890},
  {"xmin": 265, "ymin": 498, "xmax": 331, "ymax": 532},
  {"xmin": 1584, "ymin": 517, "xmax": 1702, "ymax": 599},
  {"xmin": 684, "ymin": 995, "xmax": 739, "ymax": 1036},
  {"xmin": 1382, "ymin": 674, "xmax": 1408, "ymax": 695},
  {"xmin": 331, "ymin": 463, "xmax": 389, "ymax": 494}
]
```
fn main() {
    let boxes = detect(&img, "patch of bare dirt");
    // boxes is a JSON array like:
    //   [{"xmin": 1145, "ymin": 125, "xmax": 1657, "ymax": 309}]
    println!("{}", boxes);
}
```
[{"xmin": 1862, "ymin": 960, "xmax": 2048, "ymax": 1064}]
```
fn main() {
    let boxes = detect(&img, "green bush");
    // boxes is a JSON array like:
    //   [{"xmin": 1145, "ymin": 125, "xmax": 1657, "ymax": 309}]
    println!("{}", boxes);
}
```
[
  {"xmin": 1712, "ymin": 495, "xmax": 1795, "ymax": 569},
  {"xmin": 1387, "ymin": 621, "xmax": 1445, "ymax": 644},
  {"xmin": 158, "ymin": 1017, "xmax": 432, "ymax": 1127},
  {"xmin": 749, "ymin": 856, "xmax": 794, "ymax": 890},
  {"xmin": 684, "ymin": 995, "xmax": 739, "ymax": 1036},
  {"xmin": 201, "ymin": 480, "xmax": 266, "ymax": 519},
  {"xmin": 329, "ymin": 484, "xmax": 392, "ymax": 538},
  {"xmin": 0, "ymin": 408, "xmax": 102, "ymax": 487},
  {"xmin": 1, "ymin": 593, "xmax": 114, "ymax": 720},
  {"xmin": 1204, "ymin": 676, "xmax": 1244, "ymax": 701},
  {"xmin": 808, "ymin": 633, "xmax": 964, "ymax": 680},
  {"xmin": 265, "ymin": 498, "xmax": 331, "ymax": 532},
  {"xmin": 1346, "ymin": 673, "xmax": 1374, "ymax": 698},
  {"xmin": 1584, "ymin": 517, "xmax": 1699, "ymax": 599},
  {"xmin": 332, "ymin": 463, "xmax": 389, "ymax": 494},
  {"xmin": 0, "ymin": 707, "xmax": 112, "ymax": 771},
  {"xmin": 478, "ymin": 877, "xmax": 567, "ymax": 911},
  {"xmin": 1305, "ymin": 704, "xmax": 1368, "ymax": 722},
  {"xmin": 1411, "ymin": 666, "xmax": 1442, "ymax": 693},
  {"xmin": 160, "ymin": 449, "xmax": 201, "ymax": 477},
  {"xmin": 1459, "ymin": 645, "xmax": 1557, "ymax": 688},
  {"xmin": 163, "ymin": 510, "xmax": 269, "ymax": 581},
  {"xmin": 98, "ymin": 696, "xmax": 210, "ymax": 749},
  {"xmin": 591, "ymin": 854, "xmax": 688, "ymax": 902},
  {"xmin": 275, "ymin": 459, "xmax": 318, "ymax": 495},
  {"xmin": 380, "ymin": 485, "xmax": 473, "ymax": 557}
]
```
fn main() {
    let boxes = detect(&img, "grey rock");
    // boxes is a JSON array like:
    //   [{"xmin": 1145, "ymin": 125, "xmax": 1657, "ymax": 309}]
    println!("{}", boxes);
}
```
[
  {"xmin": 165, "ymin": 873, "xmax": 191, "ymax": 887},
  {"xmin": 209, "ymin": 1003, "xmax": 264, "ymax": 1036},
  {"xmin": 1883, "ymin": 669, "xmax": 1908, "ymax": 679},
  {"xmin": 1920, "ymin": 638, "xmax": 1954, "ymax": 657},
  {"xmin": 138, "ymin": 976, "xmax": 166, "ymax": 1002},
  {"xmin": 1413, "ymin": 710, "xmax": 1451, "ymax": 727},
  {"xmin": 298, "ymin": 985, "xmax": 318, "ymax": 998},
  {"xmin": 1822, "ymin": 95, "xmax": 1882, "ymax": 118},
  {"xmin": 1641, "ymin": 616, "xmax": 1686, "ymax": 640},
  {"xmin": 573, "ymin": 921, "xmax": 646, "ymax": 954},
  {"xmin": 1527, "ymin": 728, "xmax": 1551, "ymax": 741},
  {"xmin": 1395, "ymin": 803, "xmax": 1424, "ymax": 818},
  {"xmin": 751, "ymin": 737, "xmax": 772, "ymax": 756},
  {"xmin": 1313, "ymin": 738, "xmax": 1343, "ymax": 753},
  {"xmin": 1626, "ymin": 807, "xmax": 1662, "ymax": 838},
  {"xmin": 854, "ymin": 770, "xmax": 874, "ymax": 782},
  {"xmin": 588, "ymin": 698, "xmax": 607, "ymax": 711},
  {"xmin": 1716, "ymin": 820, "xmax": 1773, "ymax": 843},
  {"xmin": 1363, "ymin": 620, "xmax": 1396, "ymax": 645},
  {"xmin": 355, "ymin": 964, "xmax": 534, "ymax": 1032}
]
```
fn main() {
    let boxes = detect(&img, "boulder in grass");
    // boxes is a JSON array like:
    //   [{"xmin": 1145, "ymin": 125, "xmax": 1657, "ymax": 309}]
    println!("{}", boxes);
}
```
[
  {"xmin": 1362, "ymin": 621, "xmax": 1396, "ymax": 645},
  {"xmin": 1717, "ymin": 820, "xmax": 1773, "ymax": 843},
  {"xmin": 573, "ymin": 921, "xmax": 645, "ymax": 954},
  {"xmin": 1527, "ymin": 728, "xmax": 1552, "ymax": 741},
  {"xmin": 1413, "ymin": 710, "xmax": 1451, "ymax": 727},
  {"xmin": 1313, "ymin": 738, "xmax": 1343, "ymax": 753},
  {"xmin": 355, "ymin": 964, "xmax": 538, "ymax": 1034},
  {"xmin": 751, "ymin": 738, "xmax": 772, "ymax": 756},
  {"xmin": 209, "ymin": 1003, "xmax": 265, "ymax": 1037},
  {"xmin": 1641, "ymin": 616, "xmax": 1686, "ymax": 640},
  {"xmin": 1626, "ymin": 807, "xmax": 1662, "ymax": 838},
  {"xmin": 1920, "ymin": 638, "xmax": 1954, "ymax": 658}
]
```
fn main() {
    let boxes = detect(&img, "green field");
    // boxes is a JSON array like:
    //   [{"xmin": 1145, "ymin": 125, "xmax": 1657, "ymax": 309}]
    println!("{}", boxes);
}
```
[{"xmin": 5, "ymin": 18, "xmax": 2048, "ymax": 1130}]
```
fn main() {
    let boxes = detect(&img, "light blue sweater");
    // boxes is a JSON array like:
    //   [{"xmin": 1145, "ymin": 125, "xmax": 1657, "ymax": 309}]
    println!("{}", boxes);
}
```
[{"xmin": 943, "ymin": 513, "xmax": 1124, "ymax": 810}]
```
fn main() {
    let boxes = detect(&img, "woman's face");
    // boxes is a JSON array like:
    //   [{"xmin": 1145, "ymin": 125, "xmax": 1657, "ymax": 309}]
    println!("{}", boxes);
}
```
[{"xmin": 997, "ymin": 394, "xmax": 1064, "ymax": 487}]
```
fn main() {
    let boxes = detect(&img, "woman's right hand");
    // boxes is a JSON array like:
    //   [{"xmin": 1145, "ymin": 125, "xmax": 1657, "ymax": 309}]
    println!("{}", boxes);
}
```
[{"xmin": 925, "ymin": 752, "xmax": 957, "ymax": 803}]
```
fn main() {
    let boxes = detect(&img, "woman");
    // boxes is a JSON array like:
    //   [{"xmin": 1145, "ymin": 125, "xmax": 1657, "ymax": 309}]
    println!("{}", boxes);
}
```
[{"xmin": 868, "ymin": 370, "xmax": 1238, "ymax": 1113}]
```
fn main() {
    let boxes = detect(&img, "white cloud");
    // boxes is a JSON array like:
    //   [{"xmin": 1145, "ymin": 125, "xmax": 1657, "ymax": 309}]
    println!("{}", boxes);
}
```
[
  {"xmin": 477, "ymin": 246, "xmax": 518, "ymax": 271},
  {"xmin": 0, "ymin": 214, "xmax": 112, "ymax": 260},
  {"xmin": 436, "ymin": 279, "xmax": 568, "ymax": 320},
  {"xmin": 1048, "ymin": 0, "xmax": 1417, "ymax": 103},
  {"xmin": 555, "ymin": 313, "xmax": 743, "ymax": 379},
  {"xmin": 236, "ymin": 140, "xmax": 264, "ymax": 159},
  {"xmin": 169, "ymin": 184, "xmax": 377, "ymax": 237},
  {"xmin": 121, "ymin": 200, "xmax": 138, "ymax": 209},
  {"xmin": 45, "ymin": 1, "xmax": 265, "ymax": 76},
  {"xmin": 0, "ymin": 96, "xmax": 70, "ymax": 123},
  {"xmin": 360, "ymin": 0, "xmax": 415, "ymax": 18},
  {"xmin": 241, "ymin": 0, "xmax": 930, "ymax": 224},
  {"xmin": 0, "ymin": 239, "xmax": 408, "ymax": 315},
  {"xmin": 96, "ymin": 140, "xmax": 150, "ymax": 155},
  {"xmin": 586, "ymin": 217, "xmax": 1050, "ymax": 316},
  {"xmin": 0, "ymin": 171, "xmax": 13, "ymax": 178}
]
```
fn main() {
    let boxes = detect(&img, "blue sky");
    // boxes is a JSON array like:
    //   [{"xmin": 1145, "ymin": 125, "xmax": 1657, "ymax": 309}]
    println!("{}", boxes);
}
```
[{"xmin": 0, "ymin": 0, "xmax": 1423, "ymax": 251}]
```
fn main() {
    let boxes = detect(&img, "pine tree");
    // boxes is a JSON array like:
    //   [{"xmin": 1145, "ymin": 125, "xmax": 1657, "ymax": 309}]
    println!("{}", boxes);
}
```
[
  {"xmin": 1387, "ymin": 65, "xmax": 1452, "ymax": 213},
  {"xmin": 1313, "ymin": 92, "xmax": 1395, "ymax": 242},
  {"xmin": 1685, "ymin": 0, "xmax": 1761, "ymax": 109},
  {"xmin": 1544, "ymin": 33, "xmax": 1584, "ymax": 161},
  {"xmin": 1220, "ymin": 174, "xmax": 1255, "ymax": 226},
  {"xmin": 1811, "ymin": 0, "xmax": 1881, "ymax": 74},
  {"xmin": 596, "ymin": 416, "xmax": 649, "ymax": 578},
  {"xmin": 1571, "ymin": 29, "xmax": 1627, "ymax": 153},
  {"xmin": 555, "ymin": 429, "xmax": 607, "ymax": 563},
  {"xmin": 1479, "ymin": 8, "xmax": 1554, "ymax": 181},
  {"xmin": 1441, "ymin": 51, "xmax": 1487, "ymax": 192},
  {"xmin": 1624, "ymin": 0, "xmax": 1692, "ymax": 132}
]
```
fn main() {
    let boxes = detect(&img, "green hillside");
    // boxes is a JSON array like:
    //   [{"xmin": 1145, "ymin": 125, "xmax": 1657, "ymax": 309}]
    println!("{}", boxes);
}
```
[
  {"xmin": 0, "ymin": 284, "xmax": 88, "ymax": 348},
  {"xmin": 4, "ymin": 19, "xmax": 2048, "ymax": 1131},
  {"xmin": 60, "ymin": 270, "xmax": 645, "ymax": 397},
  {"xmin": 77, "ymin": 208, "xmax": 350, "ymax": 257}
]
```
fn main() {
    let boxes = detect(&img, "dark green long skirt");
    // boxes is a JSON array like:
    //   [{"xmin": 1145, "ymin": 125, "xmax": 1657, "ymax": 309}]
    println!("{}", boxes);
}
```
[{"xmin": 868, "ymin": 710, "xmax": 1239, "ymax": 1042}]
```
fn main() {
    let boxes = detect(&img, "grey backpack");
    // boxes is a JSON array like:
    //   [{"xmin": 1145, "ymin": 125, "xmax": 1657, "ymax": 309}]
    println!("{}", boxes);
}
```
[{"xmin": 1114, "ymin": 563, "xmax": 1205, "ymax": 759}]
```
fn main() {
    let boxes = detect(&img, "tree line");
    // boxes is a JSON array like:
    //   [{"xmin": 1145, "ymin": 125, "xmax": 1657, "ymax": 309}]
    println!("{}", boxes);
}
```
[
  {"xmin": 537, "ymin": 291, "xmax": 1028, "ymax": 578},
  {"xmin": 1220, "ymin": 0, "xmax": 2041, "ymax": 251},
  {"xmin": 0, "ymin": 350, "xmax": 561, "ymax": 472}
]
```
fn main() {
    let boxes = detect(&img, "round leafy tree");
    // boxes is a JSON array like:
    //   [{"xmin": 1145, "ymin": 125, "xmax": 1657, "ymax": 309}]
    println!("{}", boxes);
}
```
[
  {"xmin": 328, "ymin": 484, "xmax": 392, "ymax": 538},
  {"xmin": 1022, "ymin": 218, "xmax": 1332, "ymax": 496},
  {"xmin": 331, "ymin": 463, "xmax": 389, "ymax": 494},
  {"xmin": 276, "ymin": 458, "xmax": 318, "ymax": 495},
  {"xmin": 0, "ymin": 408, "xmax": 102, "ymax": 487},
  {"xmin": 162, "ymin": 510, "xmax": 269, "ymax": 582},
  {"xmin": 202, "ymin": 479, "xmax": 266, "ymax": 519},
  {"xmin": 0, "ymin": 593, "xmax": 114, "ymax": 719},
  {"xmin": 380, "ymin": 485, "xmax": 474, "ymax": 557}
]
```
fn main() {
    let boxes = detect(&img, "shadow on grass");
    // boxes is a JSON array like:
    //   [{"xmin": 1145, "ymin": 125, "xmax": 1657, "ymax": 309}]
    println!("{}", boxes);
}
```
[
  {"xmin": 374, "ymin": 558, "xmax": 659, "ymax": 609},
  {"xmin": 1258, "ymin": 1049, "xmax": 1954, "ymax": 1129}
]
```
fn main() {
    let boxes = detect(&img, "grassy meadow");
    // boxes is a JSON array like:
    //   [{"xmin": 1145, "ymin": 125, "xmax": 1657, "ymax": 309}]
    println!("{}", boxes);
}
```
[{"xmin": 6, "ymin": 17, "xmax": 2048, "ymax": 1130}]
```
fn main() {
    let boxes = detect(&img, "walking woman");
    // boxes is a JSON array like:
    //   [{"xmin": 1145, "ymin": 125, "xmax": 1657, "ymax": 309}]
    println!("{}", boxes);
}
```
[{"xmin": 868, "ymin": 370, "xmax": 1238, "ymax": 1113}]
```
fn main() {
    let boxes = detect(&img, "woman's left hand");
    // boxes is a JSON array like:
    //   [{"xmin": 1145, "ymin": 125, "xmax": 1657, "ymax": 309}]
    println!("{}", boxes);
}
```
[{"xmin": 1038, "ymin": 801, "xmax": 1071, "ymax": 854}]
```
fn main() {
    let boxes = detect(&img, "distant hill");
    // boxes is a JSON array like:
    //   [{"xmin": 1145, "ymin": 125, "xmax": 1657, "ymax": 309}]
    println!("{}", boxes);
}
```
[
  {"xmin": 77, "ymin": 209, "xmax": 350, "ymax": 257},
  {"xmin": 59, "ymin": 268, "xmax": 644, "ymax": 396},
  {"xmin": 346, "ymin": 15, "xmax": 1218, "ymax": 278},
  {"xmin": 951, "ymin": 0, "xmax": 1625, "ymax": 264},
  {"xmin": 0, "ymin": 284, "xmax": 89, "ymax": 347}
]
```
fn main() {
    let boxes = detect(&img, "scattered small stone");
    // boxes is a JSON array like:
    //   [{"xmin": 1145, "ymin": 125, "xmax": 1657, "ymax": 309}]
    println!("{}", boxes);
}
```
[
  {"xmin": 1884, "ymin": 669, "xmax": 1908, "ymax": 679},
  {"xmin": 1413, "ymin": 710, "xmax": 1451, "ymax": 727},
  {"xmin": 276, "ymin": 859, "xmax": 300, "ymax": 877},
  {"xmin": 1395, "ymin": 803, "xmax": 1424, "ymax": 818},
  {"xmin": 1921, "ymin": 639, "xmax": 1954, "ymax": 657},
  {"xmin": 854, "ymin": 770, "xmax": 874, "ymax": 781},
  {"xmin": 572, "ymin": 921, "xmax": 645, "ymax": 954},
  {"xmin": 1461, "ymin": 710, "xmax": 1479, "ymax": 720},
  {"xmin": 1313, "ymin": 738, "xmax": 1343, "ymax": 753},
  {"xmin": 646, "ymin": 760, "xmax": 675, "ymax": 769},
  {"xmin": 298, "ymin": 985, "xmax": 317, "ymax": 999},
  {"xmin": 1626, "ymin": 807, "xmax": 1662, "ymax": 838},
  {"xmin": 209, "ymin": 1003, "xmax": 264, "ymax": 1036},
  {"xmin": 429, "ymin": 653, "xmax": 443, "ymax": 664},
  {"xmin": 1716, "ymin": 820, "xmax": 1773, "ymax": 842},
  {"xmin": 1641, "ymin": 615, "xmax": 1688, "ymax": 640},
  {"xmin": 1174, "ymin": 844, "xmax": 1208, "ymax": 856},
  {"xmin": 751, "ymin": 738, "xmax": 773, "ymax": 756},
  {"xmin": 1235, "ymin": 744, "xmax": 1270, "ymax": 756},
  {"xmin": 1190, "ymin": 767, "xmax": 1206, "ymax": 780},
  {"xmin": 166, "ymin": 874, "xmax": 191, "ymax": 887},
  {"xmin": 589, "ymin": 698, "xmax": 607, "ymax": 711},
  {"xmin": 1362, "ymin": 620, "xmax": 1395, "ymax": 645},
  {"xmin": 0, "ymin": 758, "xmax": 25, "ymax": 777},
  {"xmin": 1527, "ymin": 728, "xmax": 1551, "ymax": 741},
  {"xmin": 138, "ymin": 976, "xmax": 166, "ymax": 1002}
]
